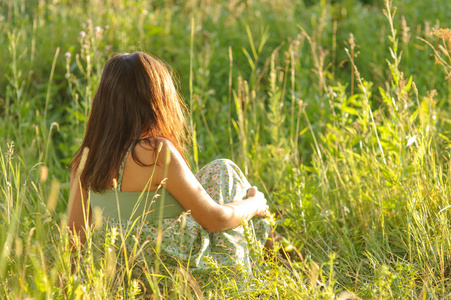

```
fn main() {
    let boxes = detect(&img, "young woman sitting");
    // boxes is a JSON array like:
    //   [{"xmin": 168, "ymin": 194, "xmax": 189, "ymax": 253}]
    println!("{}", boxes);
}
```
[{"xmin": 67, "ymin": 52, "xmax": 279, "ymax": 291}]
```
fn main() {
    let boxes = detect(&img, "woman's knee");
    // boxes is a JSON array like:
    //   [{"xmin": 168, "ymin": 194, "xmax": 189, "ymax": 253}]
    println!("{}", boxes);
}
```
[
  {"xmin": 198, "ymin": 159, "xmax": 240, "ymax": 174},
  {"xmin": 196, "ymin": 159, "xmax": 250, "ymax": 191},
  {"xmin": 209, "ymin": 158, "xmax": 239, "ymax": 169}
]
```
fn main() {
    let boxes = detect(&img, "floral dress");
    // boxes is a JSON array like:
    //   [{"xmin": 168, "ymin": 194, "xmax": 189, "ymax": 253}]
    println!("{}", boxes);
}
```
[{"xmin": 93, "ymin": 159, "xmax": 271, "ymax": 292}]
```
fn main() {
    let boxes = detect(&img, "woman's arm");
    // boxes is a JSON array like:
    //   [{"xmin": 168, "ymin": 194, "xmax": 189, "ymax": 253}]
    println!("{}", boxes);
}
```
[
  {"xmin": 67, "ymin": 169, "xmax": 91, "ymax": 246},
  {"xmin": 155, "ymin": 139, "xmax": 268, "ymax": 232}
]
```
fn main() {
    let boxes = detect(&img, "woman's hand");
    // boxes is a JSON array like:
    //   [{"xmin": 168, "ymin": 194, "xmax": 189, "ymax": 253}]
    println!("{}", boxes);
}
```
[{"xmin": 246, "ymin": 186, "xmax": 269, "ymax": 217}]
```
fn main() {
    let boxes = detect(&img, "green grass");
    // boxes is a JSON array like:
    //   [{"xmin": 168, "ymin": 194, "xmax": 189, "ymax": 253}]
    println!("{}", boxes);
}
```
[{"xmin": 1, "ymin": 0, "xmax": 451, "ymax": 298}]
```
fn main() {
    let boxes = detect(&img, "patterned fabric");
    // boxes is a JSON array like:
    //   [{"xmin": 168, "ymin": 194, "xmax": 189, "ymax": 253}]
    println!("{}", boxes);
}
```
[{"xmin": 93, "ymin": 159, "xmax": 270, "ymax": 291}]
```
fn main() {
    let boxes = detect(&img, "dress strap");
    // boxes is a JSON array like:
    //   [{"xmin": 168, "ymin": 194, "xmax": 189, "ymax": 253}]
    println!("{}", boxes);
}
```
[{"xmin": 117, "ymin": 144, "xmax": 133, "ymax": 192}]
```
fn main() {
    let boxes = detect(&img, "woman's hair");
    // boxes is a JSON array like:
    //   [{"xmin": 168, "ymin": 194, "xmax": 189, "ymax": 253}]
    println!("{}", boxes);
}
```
[{"xmin": 69, "ymin": 52, "xmax": 189, "ymax": 192}]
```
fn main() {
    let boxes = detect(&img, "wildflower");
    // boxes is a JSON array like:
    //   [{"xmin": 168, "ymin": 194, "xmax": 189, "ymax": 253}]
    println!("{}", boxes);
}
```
[
  {"xmin": 95, "ymin": 26, "xmax": 102, "ymax": 37},
  {"xmin": 320, "ymin": 210, "xmax": 331, "ymax": 218},
  {"xmin": 65, "ymin": 52, "xmax": 71, "ymax": 58},
  {"xmin": 111, "ymin": 227, "xmax": 118, "ymax": 244},
  {"xmin": 342, "ymin": 205, "xmax": 350, "ymax": 215},
  {"xmin": 266, "ymin": 211, "xmax": 276, "ymax": 227},
  {"xmin": 105, "ymin": 25, "xmax": 110, "ymax": 30},
  {"xmin": 79, "ymin": 31, "xmax": 86, "ymax": 38},
  {"xmin": 406, "ymin": 135, "xmax": 417, "ymax": 147}
]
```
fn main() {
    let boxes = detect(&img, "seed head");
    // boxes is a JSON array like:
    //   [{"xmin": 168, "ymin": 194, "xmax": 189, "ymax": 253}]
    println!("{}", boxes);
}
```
[{"xmin": 40, "ymin": 166, "xmax": 49, "ymax": 182}]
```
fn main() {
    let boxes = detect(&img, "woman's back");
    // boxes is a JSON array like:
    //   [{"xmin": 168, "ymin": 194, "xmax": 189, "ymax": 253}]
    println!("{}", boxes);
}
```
[
  {"xmin": 116, "ymin": 139, "xmax": 163, "ymax": 193},
  {"xmin": 90, "ymin": 138, "xmax": 186, "ymax": 222}
]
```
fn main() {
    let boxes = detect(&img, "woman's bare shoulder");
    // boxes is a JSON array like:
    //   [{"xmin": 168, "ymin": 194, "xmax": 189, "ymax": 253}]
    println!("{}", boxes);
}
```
[
  {"xmin": 133, "ymin": 138, "xmax": 166, "ymax": 160},
  {"xmin": 120, "ymin": 138, "xmax": 173, "ymax": 191},
  {"xmin": 132, "ymin": 137, "xmax": 181, "ymax": 166}
]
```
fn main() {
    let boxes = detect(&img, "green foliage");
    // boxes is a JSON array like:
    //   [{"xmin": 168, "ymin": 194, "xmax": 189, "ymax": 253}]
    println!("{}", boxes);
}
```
[{"xmin": 1, "ymin": 0, "xmax": 451, "ymax": 298}]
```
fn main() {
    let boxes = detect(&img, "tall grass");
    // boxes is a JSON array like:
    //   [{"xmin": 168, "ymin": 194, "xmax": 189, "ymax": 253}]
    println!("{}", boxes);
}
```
[{"xmin": 1, "ymin": 0, "xmax": 451, "ymax": 298}]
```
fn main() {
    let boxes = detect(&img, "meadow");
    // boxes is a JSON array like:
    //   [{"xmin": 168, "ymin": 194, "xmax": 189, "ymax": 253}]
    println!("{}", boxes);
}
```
[{"xmin": 1, "ymin": 0, "xmax": 451, "ymax": 298}]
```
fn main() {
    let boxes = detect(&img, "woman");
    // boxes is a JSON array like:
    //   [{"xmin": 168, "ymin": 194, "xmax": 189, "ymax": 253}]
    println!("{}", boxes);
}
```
[{"xmin": 67, "ymin": 52, "xmax": 271, "ymax": 291}]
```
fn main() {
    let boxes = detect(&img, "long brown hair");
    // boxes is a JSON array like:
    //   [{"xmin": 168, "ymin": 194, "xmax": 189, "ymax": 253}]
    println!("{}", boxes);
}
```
[{"xmin": 69, "ymin": 52, "xmax": 189, "ymax": 192}]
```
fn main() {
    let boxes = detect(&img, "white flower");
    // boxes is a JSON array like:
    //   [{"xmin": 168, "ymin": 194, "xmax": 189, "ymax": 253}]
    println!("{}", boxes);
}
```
[
  {"xmin": 111, "ymin": 227, "xmax": 118, "ymax": 244},
  {"xmin": 406, "ymin": 135, "xmax": 417, "ymax": 147}
]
